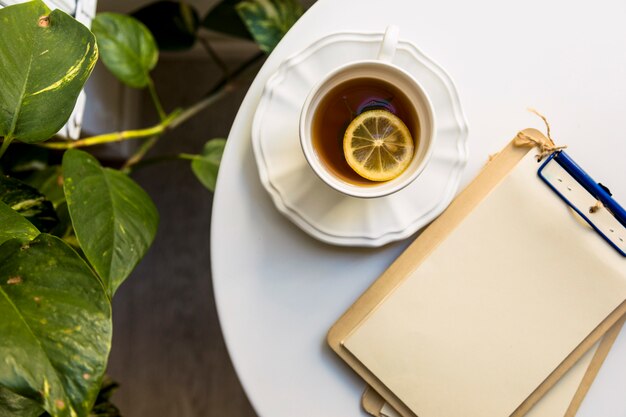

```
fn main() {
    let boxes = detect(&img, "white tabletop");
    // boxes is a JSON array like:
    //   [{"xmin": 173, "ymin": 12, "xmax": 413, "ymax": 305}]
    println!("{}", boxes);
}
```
[{"xmin": 211, "ymin": 1, "xmax": 626, "ymax": 416}]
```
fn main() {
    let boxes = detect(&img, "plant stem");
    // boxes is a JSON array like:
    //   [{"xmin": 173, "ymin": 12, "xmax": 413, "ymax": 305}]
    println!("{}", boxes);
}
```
[
  {"xmin": 0, "ymin": 136, "xmax": 13, "ymax": 159},
  {"xmin": 168, "ymin": 50, "xmax": 265, "ymax": 132},
  {"xmin": 130, "ymin": 154, "xmax": 185, "ymax": 167},
  {"xmin": 147, "ymin": 77, "xmax": 167, "ymax": 122},
  {"xmin": 39, "ymin": 51, "xmax": 265, "ymax": 160},
  {"xmin": 40, "ymin": 112, "xmax": 179, "ymax": 149},
  {"xmin": 198, "ymin": 34, "xmax": 231, "ymax": 79},
  {"xmin": 119, "ymin": 91, "xmax": 229, "ymax": 171},
  {"xmin": 206, "ymin": 51, "xmax": 265, "ymax": 97},
  {"xmin": 126, "ymin": 77, "xmax": 167, "ymax": 170},
  {"xmin": 178, "ymin": 153, "xmax": 201, "ymax": 160},
  {"xmin": 122, "ymin": 51, "xmax": 266, "ymax": 171},
  {"xmin": 121, "ymin": 135, "xmax": 159, "ymax": 172},
  {"xmin": 170, "ymin": 84, "xmax": 233, "ymax": 129},
  {"xmin": 124, "ymin": 153, "xmax": 200, "ymax": 172},
  {"xmin": 178, "ymin": 0, "xmax": 196, "ymax": 35}
]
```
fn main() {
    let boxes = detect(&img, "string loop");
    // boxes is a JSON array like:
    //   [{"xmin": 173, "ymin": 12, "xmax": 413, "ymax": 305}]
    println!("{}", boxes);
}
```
[
  {"xmin": 589, "ymin": 200, "xmax": 603, "ymax": 214},
  {"xmin": 514, "ymin": 111, "xmax": 604, "ymax": 217},
  {"xmin": 514, "ymin": 108, "xmax": 567, "ymax": 161}
]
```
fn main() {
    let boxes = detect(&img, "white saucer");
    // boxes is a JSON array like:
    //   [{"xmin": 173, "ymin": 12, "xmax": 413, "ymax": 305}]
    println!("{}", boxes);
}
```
[{"xmin": 252, "ymin": 31, "xmax": 469, "ymax": 247}]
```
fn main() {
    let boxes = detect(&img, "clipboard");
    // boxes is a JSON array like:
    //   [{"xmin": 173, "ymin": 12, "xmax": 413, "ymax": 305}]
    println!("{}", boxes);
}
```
[
  {"xmin": 361, "ymin": 315, "xmax": 626, "ymax": 417},
  {"xmin": 327, "ymin": 129, "xmax": 626, "ymax": 417}
]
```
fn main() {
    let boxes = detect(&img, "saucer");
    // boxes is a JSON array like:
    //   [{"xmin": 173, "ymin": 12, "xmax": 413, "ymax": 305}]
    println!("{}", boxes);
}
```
[{"xmin": 251, "ymin": 31, "xmax": 469, "ymax": 247}]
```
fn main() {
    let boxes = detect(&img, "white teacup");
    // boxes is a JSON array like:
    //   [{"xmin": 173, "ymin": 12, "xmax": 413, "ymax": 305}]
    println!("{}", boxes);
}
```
[{"xmin": 299, "ymin": 26, "xmax": 436, "ymax": 199}]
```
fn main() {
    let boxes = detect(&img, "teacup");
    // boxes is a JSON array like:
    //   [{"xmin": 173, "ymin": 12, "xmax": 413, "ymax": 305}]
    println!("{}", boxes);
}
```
[{"xmin": 299, "ymin": 25, "xmax": 435, "ymax": 198}]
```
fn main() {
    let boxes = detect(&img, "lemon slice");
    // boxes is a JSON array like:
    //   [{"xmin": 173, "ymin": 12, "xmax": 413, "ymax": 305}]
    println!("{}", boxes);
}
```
[{"xmin": 343, "ymin": 109, "xmax": 414, "ymax": 181}]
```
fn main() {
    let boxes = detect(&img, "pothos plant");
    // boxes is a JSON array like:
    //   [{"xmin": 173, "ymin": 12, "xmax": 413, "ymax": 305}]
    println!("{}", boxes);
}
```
[{"xmin": 0, "ymin": 0, "xmax": 303, "ymax": 416}]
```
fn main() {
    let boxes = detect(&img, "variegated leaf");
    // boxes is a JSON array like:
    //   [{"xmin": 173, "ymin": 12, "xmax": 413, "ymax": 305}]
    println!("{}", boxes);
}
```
[
  {"xmin": 0, "ymin": 200, "xmax": 39, "ymax": 246},
  {"xmin": 0, "ymin": 175, "xmax": 58, "ymax": 233},
  {"xmin": 202, "ymin": 0, "xmax": 253, "ymax": 40},
  {"xmin": 0, "ymin": 234, "xmax": 112, "ymax": 417},
  {"xmin": 0, "ymin": 0, "xmax": 98, "ymax": 145},
  {"xmin": 236, "ymin": 0, "xmax": 303, "ymax": 53}
]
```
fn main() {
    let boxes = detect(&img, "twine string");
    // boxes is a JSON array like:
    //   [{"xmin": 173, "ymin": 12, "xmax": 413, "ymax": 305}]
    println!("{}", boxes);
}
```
[
  {"xmin": 589, "ymin": 200, "xmax": 604, "ymax": 214},
  {"xmin": 514, "ymin": 109, "xmax": 604, "ymax": 214},
  {"xmin": 528, "ymin": 108, "xmax": 552, "ymax": 143},
  {"xmin": 514, "ymin": 108, "xmax": 567, "ymax": 161}
]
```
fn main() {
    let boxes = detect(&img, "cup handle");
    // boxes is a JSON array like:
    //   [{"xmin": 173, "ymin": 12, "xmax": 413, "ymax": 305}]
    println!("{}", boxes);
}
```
[{"xmin": 377, "ymin": 25, "xmax": 399, "ymax": 62}]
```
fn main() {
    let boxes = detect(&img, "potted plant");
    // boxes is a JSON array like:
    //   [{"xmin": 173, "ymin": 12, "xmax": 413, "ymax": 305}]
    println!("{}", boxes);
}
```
[{"xmin": 0, "ymin": 0, "xmax": 303, "ymax": 415}]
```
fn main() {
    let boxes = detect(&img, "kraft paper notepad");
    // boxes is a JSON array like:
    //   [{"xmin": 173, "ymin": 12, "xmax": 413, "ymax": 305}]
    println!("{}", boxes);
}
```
[
  {"xmin": 361, "ymin": 315, "xmax": 626, "ymax": 417},
  {"xmin": 328, "ymin": 130, "xmax": 626, "ymax": 417}
]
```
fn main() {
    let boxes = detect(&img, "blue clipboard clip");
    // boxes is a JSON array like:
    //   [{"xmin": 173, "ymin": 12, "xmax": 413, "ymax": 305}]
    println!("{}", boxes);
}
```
[{"xmin": 538, "ymin": 151, "xmax": 626, "ymax": 257}]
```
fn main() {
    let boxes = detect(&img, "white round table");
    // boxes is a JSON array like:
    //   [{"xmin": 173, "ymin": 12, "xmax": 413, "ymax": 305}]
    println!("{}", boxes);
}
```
[{"xmin": 211, "ymin": 1, "xmax": 626, "ymax": 416}]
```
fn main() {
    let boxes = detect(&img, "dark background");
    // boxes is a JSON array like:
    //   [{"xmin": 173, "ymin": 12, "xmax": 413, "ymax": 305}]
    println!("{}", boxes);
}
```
[{"xmin": 105, "ymin": 57, "xmax": 260, "ymax": 416}]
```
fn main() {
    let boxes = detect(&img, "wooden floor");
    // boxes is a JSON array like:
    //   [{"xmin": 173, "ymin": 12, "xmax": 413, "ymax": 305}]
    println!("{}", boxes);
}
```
[{"xmin": 105, "ymin": 57, "xmax": 260, "ymax": 417}]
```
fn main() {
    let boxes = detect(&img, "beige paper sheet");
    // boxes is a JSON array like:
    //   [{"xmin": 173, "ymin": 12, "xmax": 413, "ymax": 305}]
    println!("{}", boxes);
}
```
[
  {"xmin": 364, "ymin": 315, "xmax": 626, "ymax": 417},
  {"xmin": 343, "ymin": 152, "xmax": 626, "ymax": 417},
  {"xmin": 524, "ymin": 344, "xmax": 595, "ymax": 417},
  {"xmin": 363, "ymin": 342, "xmax": 598, "ymax": 417}
]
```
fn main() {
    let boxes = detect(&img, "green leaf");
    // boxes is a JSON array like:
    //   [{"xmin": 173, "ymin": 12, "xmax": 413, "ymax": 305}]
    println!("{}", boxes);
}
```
[
  {"xmin": 202, "ymin": 0, "xmax": 253, "ymax": 40},
  {"xmin": 0, "ymin": 0, "xmax": 98, "ymax": 144},
  {"xmin": 133, "ymin": 1, "xmax": 200, "ymax": 51},
  {"xmin": 63, "ymin": 149, "xmax": 159, "ymax": 297},
  {"xmin": 0, "ymin": 175, "xmax": 58, "ymax": 233},
  {"xmin": 88, "ymin": 376, "xmax": 121, "ymax": 417},
  {"xmin": 91, "ymin": 13, "xmax": 158, "ymax": 88},
  {"xmin": 0, "ymin": 200, "xmax": 39, "ymax": 246},
  {"xmin": 24, "ymin": 165, "xmax": 65, "ymax": 208},
  {"xmin": 49, "ymin": 201, "xmax": 73, "ymax": 240},
  {"xmin": 0, "ymin": 234, "xmax": 112, "ymax": 417},
  {"xmin": 235, "ymin": 0, "xmax": 303, "ymax": 53},
  {"xmin": 191, "ymin": 139, "xmax": 226, "ymax": 192},
  {"xmin": 0, "ymin": 386, "xmax": 43, "ymax": 417}
]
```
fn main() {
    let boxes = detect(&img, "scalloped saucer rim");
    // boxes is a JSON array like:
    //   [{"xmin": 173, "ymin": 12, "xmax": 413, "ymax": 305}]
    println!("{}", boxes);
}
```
[{"xmin": 252, "ymin": 30, "xmax": 469, "ymax": 247}]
